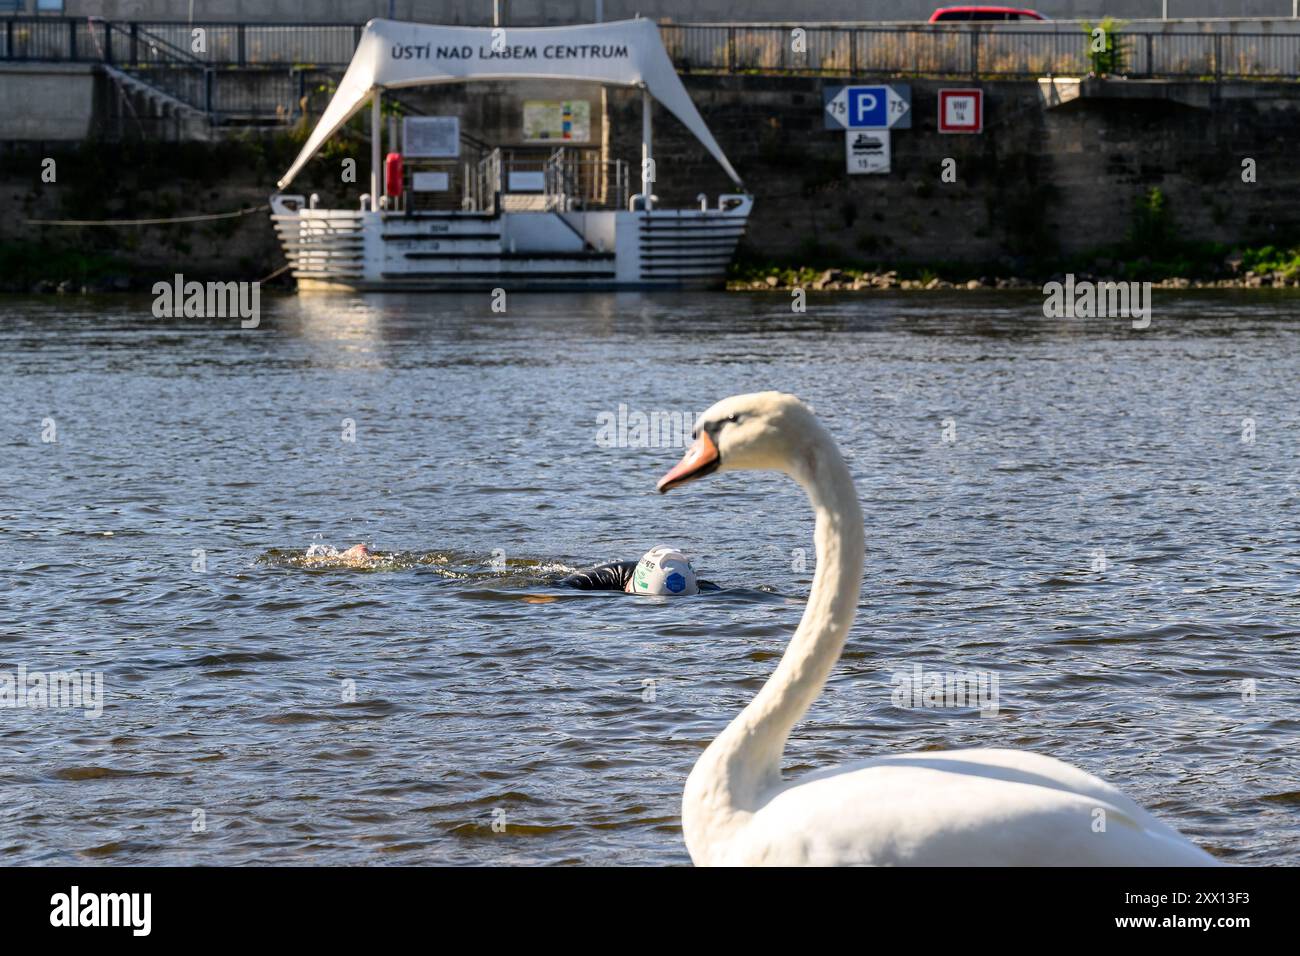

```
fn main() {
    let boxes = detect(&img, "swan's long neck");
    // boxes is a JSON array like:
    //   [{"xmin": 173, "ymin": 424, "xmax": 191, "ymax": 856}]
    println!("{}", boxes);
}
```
[{"xmin": 682, "ymin": 428, "xmax": 865, "ymax": 860}]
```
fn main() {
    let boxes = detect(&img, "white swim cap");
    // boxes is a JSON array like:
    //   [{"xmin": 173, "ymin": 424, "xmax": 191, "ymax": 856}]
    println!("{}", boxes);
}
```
[{"xmin": 632, "ymin": 546, "xmax": 698, "ymax": 596}]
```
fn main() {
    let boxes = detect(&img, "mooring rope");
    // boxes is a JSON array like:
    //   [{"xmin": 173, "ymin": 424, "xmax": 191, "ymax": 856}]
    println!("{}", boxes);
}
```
[
  {"xmin": 26, "ymin": 204, "xmax": 270, "ymax": 227},
  {"xmin": 257, "ymin": 261, "xmax": 293, "ymax": 284}
]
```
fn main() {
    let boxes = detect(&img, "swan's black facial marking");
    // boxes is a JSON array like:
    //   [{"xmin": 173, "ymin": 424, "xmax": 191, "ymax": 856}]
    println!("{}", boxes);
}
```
[{"xmin": 694, "ymin": 412, "xmax": 741, "ymax": 448}]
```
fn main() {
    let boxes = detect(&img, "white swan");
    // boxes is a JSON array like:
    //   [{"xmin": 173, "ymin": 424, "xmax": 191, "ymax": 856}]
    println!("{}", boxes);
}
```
[{"xmin": 657, "ymin": 391, "xmax": 1219, "ymax": 866}]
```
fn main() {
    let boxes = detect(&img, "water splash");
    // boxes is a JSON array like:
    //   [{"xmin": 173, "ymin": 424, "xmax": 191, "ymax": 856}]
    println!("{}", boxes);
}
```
[{"xmin": 258, "ymin": 544, "xmax": 577, "ymax": 582}]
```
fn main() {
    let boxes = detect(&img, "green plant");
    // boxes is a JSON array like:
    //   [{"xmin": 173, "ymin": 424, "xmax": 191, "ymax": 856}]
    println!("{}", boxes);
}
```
[
  {"xmin": 1127, "ymin": 187, "xmax": 1172, "ymax": 249},
  {"xmin": 1240, "ymin": 244, "xmax": 1300, "ymax": 278},
  {"xmin": 1082, "ymin": 17, "xmax": 1128, "ymax": 76},
  {"xmin": 0, "ymin": 241, "xmax": 125, "ymax": 286}
]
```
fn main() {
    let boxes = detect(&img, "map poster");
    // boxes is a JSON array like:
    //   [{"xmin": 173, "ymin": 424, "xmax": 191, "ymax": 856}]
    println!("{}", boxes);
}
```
[{"xmin": 404, "ymin": 116, "xmax": 460, "ymax": 158}]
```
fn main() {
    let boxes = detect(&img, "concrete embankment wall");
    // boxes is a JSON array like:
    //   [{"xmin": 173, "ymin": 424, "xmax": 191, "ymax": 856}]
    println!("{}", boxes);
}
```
[
  {"xmin": 0, "ymin": 63, "xmax": 97, "ymax": 141},
  {"xmin": 631, "ymin": 74, "xmax": 1300, "ymax": 266},
  {"xmin": 4, "ymin": 72, "xmax": 1300, "ymax": 286}
]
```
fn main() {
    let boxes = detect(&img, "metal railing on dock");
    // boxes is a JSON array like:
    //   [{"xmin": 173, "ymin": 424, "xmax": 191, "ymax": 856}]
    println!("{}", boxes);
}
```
[{"xmin": 3, "ymin": 17, "xmax": 1300, "ymax": 80}]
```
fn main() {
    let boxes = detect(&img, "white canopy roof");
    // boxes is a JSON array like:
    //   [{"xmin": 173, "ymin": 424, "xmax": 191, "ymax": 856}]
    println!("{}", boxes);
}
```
[{"xmin": 276, "ymin": 18, "xmax": 742, "ymax": 190}]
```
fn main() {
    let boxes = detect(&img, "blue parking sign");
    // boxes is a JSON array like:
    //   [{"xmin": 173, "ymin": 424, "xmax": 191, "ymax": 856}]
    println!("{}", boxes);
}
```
[
  {"xmin": 824, "ymin": 85, "xmax": 912, "ymax": 130},
  {"xmin": 848, "ymin": 87, "xmax": 887, "ymax": 128}
]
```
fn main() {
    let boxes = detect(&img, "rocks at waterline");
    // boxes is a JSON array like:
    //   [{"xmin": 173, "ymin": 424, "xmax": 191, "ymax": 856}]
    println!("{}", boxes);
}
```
[{"xmin": 731, "ymin": 270, "xmax": 1300, "ymax": 291}]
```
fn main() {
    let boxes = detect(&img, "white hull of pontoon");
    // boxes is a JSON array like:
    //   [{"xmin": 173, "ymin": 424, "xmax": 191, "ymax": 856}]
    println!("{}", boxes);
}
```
[{"xmin": 269, "ymin": 195, "xmax": 752, "ymax": 292}]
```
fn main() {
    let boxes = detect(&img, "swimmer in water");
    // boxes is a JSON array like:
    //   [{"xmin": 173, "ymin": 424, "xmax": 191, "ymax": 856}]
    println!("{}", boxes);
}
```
[
  {"xmin": 303, "ymin": 543, "xmax": 377, "ymax": 567},
  {"xmin": 561, "ymin": 546, "xmax": 719, "ymax": 595}
]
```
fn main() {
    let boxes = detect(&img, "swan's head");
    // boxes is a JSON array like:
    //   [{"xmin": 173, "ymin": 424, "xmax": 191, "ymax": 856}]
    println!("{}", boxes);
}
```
[{"xmin": 657, "ymin": 392, "xmax": 817, "ymax": 493}]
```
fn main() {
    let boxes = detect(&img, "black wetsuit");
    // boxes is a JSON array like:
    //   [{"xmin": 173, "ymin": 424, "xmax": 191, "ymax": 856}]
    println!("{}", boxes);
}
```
[{"xmin": 561, "ymin": 560, "xmax": 719, "ymax": 592}]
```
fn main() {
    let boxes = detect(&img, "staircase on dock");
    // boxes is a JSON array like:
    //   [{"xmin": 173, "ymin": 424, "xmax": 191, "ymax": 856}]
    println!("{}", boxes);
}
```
[{"xmin": 95, "ymin": 20, "xmax": 308, "ymax": 139}]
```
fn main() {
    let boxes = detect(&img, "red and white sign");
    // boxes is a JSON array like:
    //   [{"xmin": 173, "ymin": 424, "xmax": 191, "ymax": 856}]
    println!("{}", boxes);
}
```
[{"xmin": 938, "ymin": 89, "xmax": 983, "ymax": 133}]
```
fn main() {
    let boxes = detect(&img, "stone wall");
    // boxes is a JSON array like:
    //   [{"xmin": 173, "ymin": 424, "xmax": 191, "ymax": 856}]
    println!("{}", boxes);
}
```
[
  {"xmin": 625, "ymin": 74, "xmax": 1300, "ymax": 265},
  {"xmin": 4, "ymin": 72, "xmax": 1300, "ymax": 286}
]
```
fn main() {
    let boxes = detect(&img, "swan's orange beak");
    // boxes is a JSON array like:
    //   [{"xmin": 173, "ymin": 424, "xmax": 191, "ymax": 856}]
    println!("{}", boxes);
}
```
[{"xmin": 657, "ymin": 431, "xmax": 719, "ymax": 493}]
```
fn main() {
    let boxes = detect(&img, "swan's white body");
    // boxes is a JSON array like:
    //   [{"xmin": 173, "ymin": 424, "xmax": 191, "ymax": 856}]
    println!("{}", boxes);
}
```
[{"xmin": 659, "ymin": 392, "xmax": 1219, "ymax": 867}]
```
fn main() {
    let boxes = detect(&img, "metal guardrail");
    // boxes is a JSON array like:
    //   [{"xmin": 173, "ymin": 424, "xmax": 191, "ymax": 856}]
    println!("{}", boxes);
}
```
[
  {"xmin": 660, "ymin": 24, "xmax": 1300, "ymax": 79},
  {"xmin": 0, "ymin": 18, "xmax": 321, "ymax": 122},
  {"xmin": 545, "ymin": 149, "xmax": 629, "ymax": 211},
  {"xmin": 3, "ymin": 17, "xmax": 1300, "ymax": 79},
  {"xmin": 0, "ymin": 18, "xmax": 362, "ymax": 67}
]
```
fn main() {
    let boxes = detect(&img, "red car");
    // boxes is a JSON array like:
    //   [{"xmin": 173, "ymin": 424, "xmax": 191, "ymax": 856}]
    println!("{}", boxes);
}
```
[{"xmin": 929, "ymin": 6, "xmax": 1046, "ymax": 20}]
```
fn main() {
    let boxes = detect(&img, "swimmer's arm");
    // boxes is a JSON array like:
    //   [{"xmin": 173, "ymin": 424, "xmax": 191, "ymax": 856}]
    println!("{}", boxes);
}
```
[{"xmin": 560, "ymin": 560, "xmax": 637, "ymax": 591}]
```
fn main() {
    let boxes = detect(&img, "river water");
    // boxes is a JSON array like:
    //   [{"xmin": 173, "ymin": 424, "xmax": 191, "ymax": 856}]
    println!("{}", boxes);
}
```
[{"xmin": 1, "ymin": 290, "xmax": 1296, "ymax": 865}]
